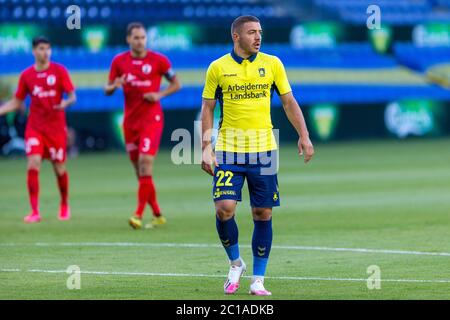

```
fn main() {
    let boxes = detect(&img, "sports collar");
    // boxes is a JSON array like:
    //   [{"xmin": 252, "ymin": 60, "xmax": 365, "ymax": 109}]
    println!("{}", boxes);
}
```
[{"xmin": 230, "ymin": 49, "xmax": 257, "ymax": 64}]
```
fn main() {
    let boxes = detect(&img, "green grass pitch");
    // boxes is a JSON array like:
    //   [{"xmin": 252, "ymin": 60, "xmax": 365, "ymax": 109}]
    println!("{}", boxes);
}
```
[{"xmin": 1, "ymin": 139, "xmax": 450, "ymax": 299}]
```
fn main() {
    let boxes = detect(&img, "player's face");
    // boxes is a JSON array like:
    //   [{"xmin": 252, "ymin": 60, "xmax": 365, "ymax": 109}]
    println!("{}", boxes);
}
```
[
  {"xmin": 127, "ymin": 27, "xmax": 147, "ymax": 54},
  {"xmin": 235, "ymin": 22, "xmax": 262, "ymax": 55},
  {"xmin": 32, "ymin": 43, "xmax": 51, "ymax": 64}
]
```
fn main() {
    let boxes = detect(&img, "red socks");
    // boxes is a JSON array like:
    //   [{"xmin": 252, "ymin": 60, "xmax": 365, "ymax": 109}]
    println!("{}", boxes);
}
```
[
  {"xmin": 135, "ymin": 176, "xmax": 161, "ymax": 218},
  {"xmin": 27, "ymin": 169, "xmax": 40, "ymax": 215},
  {"xmin": 57, "ymin": 172, "xmax": 69, "ymax": 206},
  {"xmin": 135, "ymin": 176, "xmax": 152, "ymax": 218},
  {"xmin": 27, "ymin": 170, "xmax": 69, "ymax": 215},
  {"xmin": 147, "ymin": 176, "xmax": 161, "ymax": 217}
]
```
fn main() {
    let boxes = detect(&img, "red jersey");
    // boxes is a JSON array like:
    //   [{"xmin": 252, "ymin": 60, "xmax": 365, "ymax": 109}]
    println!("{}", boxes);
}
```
[
  {"xmin": 15, "ymin": 62, "xmax": 75, "ymax": 134},
  {"xmin": 108, "ymin": 50, "xmax": 173, "ymax": 131}
]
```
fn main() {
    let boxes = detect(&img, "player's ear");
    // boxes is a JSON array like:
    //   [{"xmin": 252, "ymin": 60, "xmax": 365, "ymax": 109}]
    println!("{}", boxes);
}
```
[{"xmin": 232, "ymin": 31, "xmax": 239, "ymax": 42}]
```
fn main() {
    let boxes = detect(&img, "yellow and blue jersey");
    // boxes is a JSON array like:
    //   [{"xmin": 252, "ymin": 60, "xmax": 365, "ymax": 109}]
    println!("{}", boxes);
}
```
[{"xmin": 202, "ymin": 50, "xmax": 292, "ymax": 153}]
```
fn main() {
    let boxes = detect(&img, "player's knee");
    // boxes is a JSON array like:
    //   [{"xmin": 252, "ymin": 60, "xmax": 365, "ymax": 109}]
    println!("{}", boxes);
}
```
[
  {"xmin": 252, "ymin": 208, "xmax": 272, "ymax": 221},
  {"xmin": 215, "ymin": 206, "xmax": 235, "ymax": 221},
  {"xmin": 131, "ymin": 161, "xmax": 139, "ymax": 177},
  {"xmin": 138, "ymin": 155, "xmax": 154, "ymax": 176},
  {"xmin": 53, "ymin": 163, "xmax": 66, "ymax": 176},
  {"xmin": 27, "ymin": 157, "xmax": 42, "ymax": 171}
]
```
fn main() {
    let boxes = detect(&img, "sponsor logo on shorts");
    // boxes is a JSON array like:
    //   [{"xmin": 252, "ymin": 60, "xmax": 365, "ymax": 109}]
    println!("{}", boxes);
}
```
[
  {"xmin": 273, "ymin": 192, "xmax": 278, "ymax": 201},
  {"xmin": 125, "ymin": 143, "xmax": 138, "ymax": 152},
  {"xmin": 214, "ymin": 188, "xmax": 236, "ymax": 199},
  {"xmin": 26, "ymin": 137, "xmax": 40, "ymax": 153}
]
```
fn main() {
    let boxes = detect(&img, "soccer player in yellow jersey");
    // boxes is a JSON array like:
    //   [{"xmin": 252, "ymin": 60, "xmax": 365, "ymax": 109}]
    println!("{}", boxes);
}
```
[{"xmin": 201, "ymin": 15, "xmax": 314, "ymax": 296}]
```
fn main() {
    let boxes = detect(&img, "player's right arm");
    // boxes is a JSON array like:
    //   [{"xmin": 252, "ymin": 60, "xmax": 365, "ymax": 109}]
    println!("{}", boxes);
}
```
[
  {"xmin": 104, "ymin": 75, "xmax": 125, "ymax": 96},
  {"xmin": 0, "ymin": 72, "xmax": 27, "ymax": 116},
  {"xmin": 201, "ymin": 62, "xmax": 220, "ymax": 176},
  {"xmin": 104, "ymin": 56, "xmax": 125, "ymax": 96},
  {"xmin": 201, "ymin": 98, "xmax": 218, "ymax": 176},
  {"xmin": 0, "ymin": 97, "xmax": 23, "ymax": 116}
]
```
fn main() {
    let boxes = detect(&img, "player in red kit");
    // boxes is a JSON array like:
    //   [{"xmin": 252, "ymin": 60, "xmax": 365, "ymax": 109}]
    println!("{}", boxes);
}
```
[
  {"xmin": 0, "ymin": 37, "xmax": 76, "ymax": 223},
  {"xmin": 105, "ymin": 22, "xmax": 181, "ymax": 229}
]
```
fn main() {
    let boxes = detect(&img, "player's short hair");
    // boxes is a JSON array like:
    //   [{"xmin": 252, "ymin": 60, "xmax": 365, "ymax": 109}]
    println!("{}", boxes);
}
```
[
  {"xmin": 32, "ymin": 36, "xmax": 51, "ymax": 48},
  {"xmin": 127, "ymin": 22, "xmax": 145, "ymax": 36},
  {"xmin": 231, "ymin": 15, "xmax": 260, "ymax": 35}
]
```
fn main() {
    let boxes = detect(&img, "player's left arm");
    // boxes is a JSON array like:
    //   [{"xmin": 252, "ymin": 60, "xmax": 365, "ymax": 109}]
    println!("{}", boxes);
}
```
[
  {"xmin": 54, "ymin": 91, "xmax": 76, "ymax": 110},
  {"xmin": 143, "ymin": 76, "xmax": 181, "ymax": 103},
  {"xmin": 143, "ymin": 57, "xmax": 182, "ymax": 102},
  {"xmin": 273, "ymin": 56, "xmax": 314, "ymax": 163},
  {"xmin": 54, "ymin": 67, "xmax": 77, "ymax": 110},
  {"xmin": 280, "ymin": 93, "xmax": 314, "ymax": 163}
]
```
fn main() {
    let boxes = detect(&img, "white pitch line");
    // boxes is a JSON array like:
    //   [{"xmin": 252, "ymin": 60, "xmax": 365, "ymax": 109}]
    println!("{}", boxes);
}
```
[
  {"xmin": 0, "ymin": 268, "xmax": 21, "ymax": 272},
  {"xmin": 1, "ymin": 268, "xmax": 450, "ymax": 284},
  {"xmin": 1, "ymin": 242, "xmax": 450, "ymax": 257}
]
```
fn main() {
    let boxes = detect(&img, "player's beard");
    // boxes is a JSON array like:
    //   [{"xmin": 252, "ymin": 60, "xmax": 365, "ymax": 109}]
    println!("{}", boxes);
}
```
[
  {"xmin": 34, "ymin": 51, "xmax": 50, "ymax": 65},
  {"xmin": 131, "ymin": 46, "xmax": 146, "ymax": 57},
  {"xmin": 36, "ymin": 56, "xmax": 50, "ymax": 66},
  {"xmin": 239, "ymin": 39, "xmax": 259, "ymax": 56}
]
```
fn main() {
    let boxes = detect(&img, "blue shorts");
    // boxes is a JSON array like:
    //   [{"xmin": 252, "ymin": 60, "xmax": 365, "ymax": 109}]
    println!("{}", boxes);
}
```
[{"xmin": 212, "ymin": 151, "xmax": 280, "ymax": 208}]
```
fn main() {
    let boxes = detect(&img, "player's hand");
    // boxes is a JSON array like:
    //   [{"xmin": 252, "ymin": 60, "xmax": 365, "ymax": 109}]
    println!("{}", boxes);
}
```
[
  {"xmin": 53, "ymin": 100, "xmax": 69, "ymax": 110},
  {"xmin": 113, "ymin": 75, "xmax": 126, "ymax": 88},
  {"xmin": 201, "ymin": 144, "xmax": 218, "ymax": 176},
  {"xmin": 143, "ymin": 92, "xmax": 162, "ymax": 103},
  {"xmin": 298, "ymin": 136, "xmax": 314, "ymax": 164}
]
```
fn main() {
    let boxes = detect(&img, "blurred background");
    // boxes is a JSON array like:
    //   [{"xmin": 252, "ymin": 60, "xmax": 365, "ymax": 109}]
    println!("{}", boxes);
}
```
[
  {"xmin": 1, "ymin": 1, "xmax": 450, "ymax": 301},
  {"xmin": 0, "ymin": 0, "xmax": 450, "ymax": 156}
]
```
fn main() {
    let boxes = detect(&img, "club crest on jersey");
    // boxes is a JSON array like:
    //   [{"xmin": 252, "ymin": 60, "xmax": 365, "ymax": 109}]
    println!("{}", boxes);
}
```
[
  {"xmin": 142, "ymin": 64, "xmax": 152, "ymax": 74},
  {"xmin": 258, "ymin": 67, "xmax": 265, "ymax": 77},
  {"xmin": 47, "ymin": 75, "xmax": 56, "ymax": 86}
]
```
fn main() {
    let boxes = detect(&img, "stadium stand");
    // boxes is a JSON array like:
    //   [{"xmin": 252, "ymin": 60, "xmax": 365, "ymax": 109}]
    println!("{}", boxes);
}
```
[
  {"xmin": 0, "ymin": 0, "xmax": 295, "ymax": 24},
  {"xmin": 314, "ymin": 0, "xmax": 450, "ymax": 25},
  {"xmin": 0, "ymin": 0, "xmax": 449, "ymax": 110}
]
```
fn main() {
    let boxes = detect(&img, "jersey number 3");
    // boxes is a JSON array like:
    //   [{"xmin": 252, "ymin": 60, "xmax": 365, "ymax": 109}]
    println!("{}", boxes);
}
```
[{"xmin": 142, "ymin": 138, "xmax": 151, "ymax": 153}]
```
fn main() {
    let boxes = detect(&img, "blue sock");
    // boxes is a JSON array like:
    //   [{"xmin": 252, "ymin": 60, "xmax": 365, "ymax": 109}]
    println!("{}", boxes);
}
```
[
  {"xmin": 216, "ymin": 215, "xmax": 240, "ymax": 261},
  {"xmin": 252, "ymin": 219, "xmax": 273, "ymax": 276}
]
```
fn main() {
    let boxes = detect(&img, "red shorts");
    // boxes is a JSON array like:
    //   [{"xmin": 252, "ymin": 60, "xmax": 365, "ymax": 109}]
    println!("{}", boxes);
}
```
[
  {"xmin": 25, "ymin": 126, "xmax": 67, "ymax": 163},
  {"xmin": 124, "ymin": 117, "xmax": 164, "ymax": 162}
]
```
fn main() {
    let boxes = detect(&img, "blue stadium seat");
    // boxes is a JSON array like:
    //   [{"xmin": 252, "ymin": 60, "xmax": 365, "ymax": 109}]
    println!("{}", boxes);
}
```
[
  {"xmin": 314, "ymin": 0, "xmax": 450, "ymax": 25},
  {"xmin": 0, "ymin": 0, "xmax": 294, "ymax": 23},
  {"xmin": 394, "ymin": 43, "xmax": 450, "ymax": 71}
]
